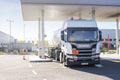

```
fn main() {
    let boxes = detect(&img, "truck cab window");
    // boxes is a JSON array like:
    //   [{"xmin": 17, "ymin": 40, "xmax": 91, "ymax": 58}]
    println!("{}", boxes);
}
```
[
  {"xmin": 68, "ymin": 30, "xmax": 98, "ymax": 42},
  {"xmin": 64, "ymin": 30, "xmax": 67, "ymax": 41}
]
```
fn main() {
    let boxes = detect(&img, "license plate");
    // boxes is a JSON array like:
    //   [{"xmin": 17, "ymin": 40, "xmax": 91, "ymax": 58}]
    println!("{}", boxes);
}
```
[{"xmin": 81, "ymin": 63, "xmax": 89, "ymax": 65}]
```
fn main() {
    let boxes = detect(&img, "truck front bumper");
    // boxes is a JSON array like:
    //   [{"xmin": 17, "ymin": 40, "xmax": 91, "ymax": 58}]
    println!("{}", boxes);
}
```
[{"xmin": 66, "ymin": 54, "xmax": 100, "ymax": 65}]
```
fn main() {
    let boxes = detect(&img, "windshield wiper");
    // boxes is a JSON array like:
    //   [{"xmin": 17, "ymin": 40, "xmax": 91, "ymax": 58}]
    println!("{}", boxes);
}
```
[
  {"xmin": 88, "ymin": 40, "xmax": 97, "ymax": 42},
  {"xmin": 69, "ymin": 40, "xmax": 97, "ymax": 43}
]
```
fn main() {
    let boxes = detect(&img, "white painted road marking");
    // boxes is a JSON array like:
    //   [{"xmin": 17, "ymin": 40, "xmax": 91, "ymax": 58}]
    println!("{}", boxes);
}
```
[
  {"xmin": 95, "ymin": 64, "xmax": 104, "ymax": 68},
  {"xmin": 59, "ymin": 64, "xmax": 62, "ymax": 66},
  {"xmin": 52, "ymin": 67, "xmax": 59, "ymax": 69},
  {"xmin": 62, "ymin": 66, "xmax": 67, "ymax": 68},
  {"xmin": 29, "ymin": 63, "xmax": 32, "ymax": 68},
  {"xmin": 32, "ymin": 70, "xmax": 37, "ymax": 75}
]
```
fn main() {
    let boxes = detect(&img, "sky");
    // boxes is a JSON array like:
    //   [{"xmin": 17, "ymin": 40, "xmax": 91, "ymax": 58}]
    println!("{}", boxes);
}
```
[{"xmin": 0, "ymin": 0, "xmax": 119, "ymax": 42}]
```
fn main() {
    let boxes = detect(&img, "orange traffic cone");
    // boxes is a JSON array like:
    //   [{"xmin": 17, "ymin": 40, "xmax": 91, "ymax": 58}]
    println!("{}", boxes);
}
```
[{"xmin": 23, "ymin": 55, "xmax": 26, "ymax": 60}]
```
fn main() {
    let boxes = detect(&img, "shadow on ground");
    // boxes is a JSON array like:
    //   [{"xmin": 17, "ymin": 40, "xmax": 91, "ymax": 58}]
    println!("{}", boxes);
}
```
[{"xmin": 70, "ymin": 59, "xmax": 120, "ymax": 80}]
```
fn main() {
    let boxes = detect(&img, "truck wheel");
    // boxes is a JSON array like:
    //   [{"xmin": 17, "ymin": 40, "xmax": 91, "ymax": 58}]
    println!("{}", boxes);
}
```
[
  {"xmin": 63, "ymin": 55, "xmax": 71, "ymax": 67},
  {"xmin": 55, "ymin": 56, "xmax": 59, "ymax": 61},
  {"xmin": 55, "ymin": 50, "xmax": 59, "ymax": 61},
  {"xmin": 96, "ymin": 58, "xmax": 101, "ymax": 64},
  {"xmin": 91, "ymin": 58, "xmax": 100, "ymax": 66},
  {"xmin": 59, "ymin": 52, "xmax": 63, "ymax": 63}
]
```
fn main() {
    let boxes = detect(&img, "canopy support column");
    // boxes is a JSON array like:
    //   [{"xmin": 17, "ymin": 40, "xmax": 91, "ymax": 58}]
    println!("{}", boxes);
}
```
[
  {"xmin": 116, "ymin": 17, "xmax": 119, "ymax": 54},
  {"xmin": 41, "ymin": 9, "xmax": 45, "ymax": 58},
  {"xmin": 38, "ymin": 18, "xmax": 41, "ymax": 57},
  {"xmin": 38, "ymin": 10, "xmax": 46, "ymax": 58}
]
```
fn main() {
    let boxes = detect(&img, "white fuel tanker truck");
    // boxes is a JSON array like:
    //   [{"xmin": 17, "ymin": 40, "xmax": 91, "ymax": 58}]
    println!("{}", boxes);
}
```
[{"xmin": 49, "ymin": 19, "xmax": 102, "ymax": 66}]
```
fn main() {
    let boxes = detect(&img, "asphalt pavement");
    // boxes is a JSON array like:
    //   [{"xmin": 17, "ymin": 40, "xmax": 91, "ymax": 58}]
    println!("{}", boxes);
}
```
[{"xmin": 0, "ymin": 54, "xmax": 120, "ymax": 80}]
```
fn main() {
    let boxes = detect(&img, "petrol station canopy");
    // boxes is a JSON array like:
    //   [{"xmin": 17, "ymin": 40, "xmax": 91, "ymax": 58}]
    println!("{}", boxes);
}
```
[{"xmin": 21, "ymin": 0, "xmax": 120, "ymax": 21}]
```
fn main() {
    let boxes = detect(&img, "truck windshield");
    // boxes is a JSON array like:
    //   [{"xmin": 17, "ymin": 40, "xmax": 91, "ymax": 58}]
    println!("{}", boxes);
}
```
[{"xmin": 68, "ymin": 30, "xmax": 98, "ymax": 42}]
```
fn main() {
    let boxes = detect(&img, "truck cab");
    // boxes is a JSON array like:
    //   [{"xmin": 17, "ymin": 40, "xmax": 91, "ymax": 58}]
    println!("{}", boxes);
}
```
[{"xmin": 53, "ymin": 20, "xmax": 102, "ymax": 66}]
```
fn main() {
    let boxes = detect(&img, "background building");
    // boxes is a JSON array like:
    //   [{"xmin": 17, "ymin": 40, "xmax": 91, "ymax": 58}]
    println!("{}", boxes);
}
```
[
  {"xmin": 0, "ymin": 31, "xmax": 33, "ymax": 53},
  {"xmin": 0, "ymin": 31, "xmax": 14, "ymax": 52}
]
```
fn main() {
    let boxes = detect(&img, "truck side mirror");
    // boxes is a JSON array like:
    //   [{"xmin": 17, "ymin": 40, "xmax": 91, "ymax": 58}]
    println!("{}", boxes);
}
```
[
  {"xmin": 99, "ymin": 31, "xmax": 102, "ymax": 41},
  {"xmin": 61, "ymin": 31, "xmax": 64, "ymax": 40}
]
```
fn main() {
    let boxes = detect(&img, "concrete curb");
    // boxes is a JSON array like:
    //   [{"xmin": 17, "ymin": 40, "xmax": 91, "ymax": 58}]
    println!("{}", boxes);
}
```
[
  {"xmin": 100, "ymin": 53, "xmax": 120, "ymax": 60},
  {"xmin": 29, "ymin": 56, "xmax": 52, "ymax": 62}
]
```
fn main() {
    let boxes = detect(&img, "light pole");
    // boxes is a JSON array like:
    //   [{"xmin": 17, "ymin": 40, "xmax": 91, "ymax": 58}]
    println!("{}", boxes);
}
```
[
  {"xmin": 24, "ymin": 24, "xmax": 26, "ymax": 42},
  {"xmin": 7, "ymin": 20, "xmax": 14, "ymax": 51}
]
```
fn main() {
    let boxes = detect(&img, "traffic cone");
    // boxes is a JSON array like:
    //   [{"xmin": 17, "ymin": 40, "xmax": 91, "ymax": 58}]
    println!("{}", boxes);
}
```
[{"xmin": 23, "ymin": 55, "xmax": 26, "ymax": 60}]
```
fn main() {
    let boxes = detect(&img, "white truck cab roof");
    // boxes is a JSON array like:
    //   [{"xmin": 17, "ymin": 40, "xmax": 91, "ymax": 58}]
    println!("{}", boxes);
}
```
[{"xmin": 63, "ymin": 20, "xmax": 97, "ymax": 29}]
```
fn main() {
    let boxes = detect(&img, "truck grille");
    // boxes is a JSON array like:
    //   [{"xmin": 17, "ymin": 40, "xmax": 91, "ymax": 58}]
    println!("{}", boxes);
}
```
[
  {"xmin": 78, "ymin": 49, "xmax": 92, "ymax": 57},
  {"xmin": 79, "ymin": 49, "xmax": 92, "ymax": 53}
]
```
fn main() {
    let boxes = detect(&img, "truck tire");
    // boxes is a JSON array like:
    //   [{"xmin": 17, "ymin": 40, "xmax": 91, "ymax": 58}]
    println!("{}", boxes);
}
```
[
  {"xmin": 55, "ymin": 50, "xmax": 60, "ymax": 61},
  {"xmin": 63, "ymin": 55, "xmax": 71, "ymax": 67},
  {"xmin": 96, "ymin": 57, "xmax": 100, "ymax": 64},
  {"xmin": 59, "ymin": 52, "xmax": 63, "ymax": 63},
  {"xmin": 91, "ymin": 57, "xmax": 100, "ymax": 66}
]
